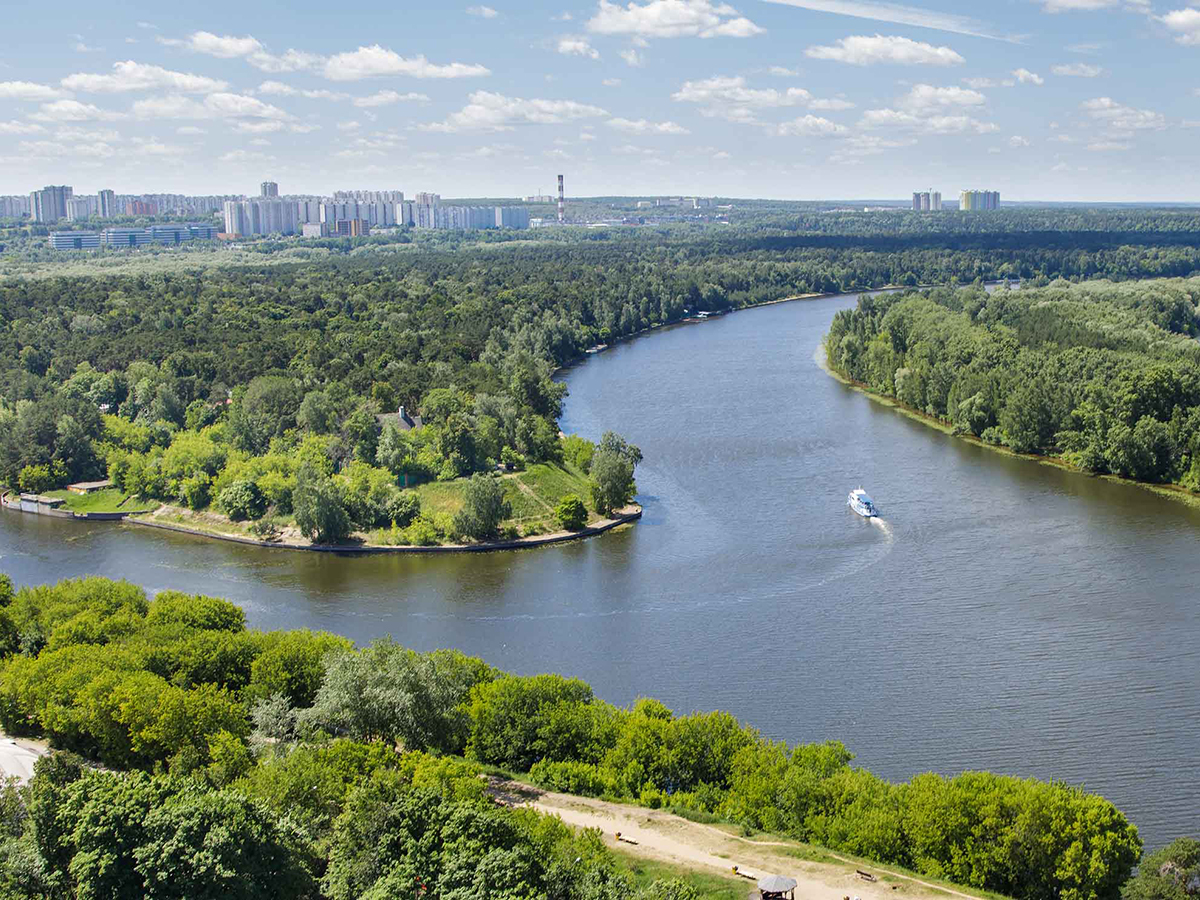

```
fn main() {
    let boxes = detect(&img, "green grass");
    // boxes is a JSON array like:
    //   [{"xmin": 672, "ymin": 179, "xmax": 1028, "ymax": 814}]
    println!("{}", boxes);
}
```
[
  {"xmin": 615, "ymin": 850, "xmax": 747, "ymax": 900},
  {"xmin": 411, "ymin": 463, "xmax": 601, "ymax": 539},
  {"xmin": 45, "ymin": 488, "xmax": 157, "ymax": 514}
]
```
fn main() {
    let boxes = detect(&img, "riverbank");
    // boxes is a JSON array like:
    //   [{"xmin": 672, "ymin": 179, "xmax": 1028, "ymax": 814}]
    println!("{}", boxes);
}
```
[
  {"xmin": 125, "ymin": 504, "xmax": 642, "ymax": 554},
  {"xmin": 816, "ymin": 344, "xmax": 1200, "ymax": 512}
]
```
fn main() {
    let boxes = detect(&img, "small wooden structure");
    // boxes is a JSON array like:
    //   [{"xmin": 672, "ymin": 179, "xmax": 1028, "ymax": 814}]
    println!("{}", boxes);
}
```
[
  {"xmin": 67, "ymin": 479, "xmax": 112, "ymax": 495},
  {"xmin": 757, "ymin": 874, "xmax": 798, "ymax": 900}
]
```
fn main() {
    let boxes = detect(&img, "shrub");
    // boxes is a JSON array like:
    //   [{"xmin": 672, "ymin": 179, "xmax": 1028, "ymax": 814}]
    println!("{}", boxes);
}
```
[
  {"xmin": 555, "ymin": 494, "xmax": 587, "ymax": 531},
  {"xmin": 217, "ymin": 480, "xmax": 266, "ymax": 521},
  {"xmin": 177, "ymin": 473, "xmax": 211, "ymax": 510},
  {"xmin": 452, "ymin": 473, "xmax": 511, "ymax": 541}
]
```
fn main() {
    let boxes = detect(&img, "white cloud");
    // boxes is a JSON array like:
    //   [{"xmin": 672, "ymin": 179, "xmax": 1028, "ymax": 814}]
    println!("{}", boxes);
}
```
[
  {"xmin": 900, "ymin": 83, "xmax": 985, "ymax": 110},
  {"xmin": 337, "ymin": 120, "xmax": 362, "ymax": 131},
  {"xmin": 586, "ymin": 0, "xmax": 765, "ymax": 39},
  {"xmin": 619, "ymin": 48, "xmax": 645, "ymax": 65},
  {"xmin": 353, "ymin": 90, "xmax": 430, "ymax": 107},
  {"xmin": 218, "ymin": 149, "xmax": 274, "ymax": 163},
  {"xmin": 776, "ymin": 114, "xmax": 848, "ymax": 135},
  {"xmin": 672, "ymin": 75, "xmax": 814, "ymax": 122},
  {"xmin": 30, "ymin": 100, "xmax": 124, "ymax": 122},
  {"xmin": 289, "ymin": 123, "xmax": 321, "ymax": 133},
  {"xmin": 160, "ymin": 32, "xmax": 322, "ymax": 73},
  {"xmin": 176, "ymin": 125, "xmax": 206, "ymax": 134},
  {"xmin": 558, "ymin": 36, "xmax": 601, "ymax": 58},
  {"xmin": 134, "ymin": 139, "xmax": 187, "ymax": 156},
  {"xmin": 759, "ymin": 0, "xmax": 1007, "ymax": 40},
  {"xmin": 323, "ymin": 46, "xmax": 491, "ymax": 80},
  {"xmin": 233, "ymin": 121, "xmax": 285, "ymax": 133},
  {"xmin": 1082, "ymin": 96, "xmax": 1166, "ymax": 130},
  {"xmin": 827, "ymin": 133, "xmax": 916, "ymax": 163},
  {"xmin": 131, "ymin": 93, "xmax": 294, "ymax": 121},
  {"xmin": 137, "ymin": 21, "xmax": 157, "ymax": 29},
  {"xmin": 256, "ymin": 81, "xmax": 349, "ymax": 100},
  {"xmin": 1087, "ymin": 140, "xmax": 1130, "ymax": 150},
  {"xmin": 808, "ymin": 97, "xmax": 855, "ymax": 109},
  {"xmin": 806, "ymin": 34, "xmax": 964, "ymax": 65},
  {"xmin": 0, "ymin": 81, "xmax": 70, "ymax": 101},
  {"xmin": 249, "ymin": 137, "xmax": 271, "ymax": 146},
  {"xmin": 606, "ymin": 116, "xmax": 690, "ymax": 133},
  {"xmin": 468, "ymin": 4, "xmax": 499, "ymax": 16},
  {"xmin": 769, "ymin": 66, "xmax": 800, "ymax": 76},
  {"xmin": 1008, "ymin": 135, "xmax": 1030, "ymax": 146},
  {"xmin": 20, "ymin": 139, "xmax": 115, "ymax": 158},
  {"xmin": 1011, "ymin": 68, "xmax": 1044, "ymax": 84},
  {"xmin": 602, "ymin": 77, "xmax": 623, "ymax": 85},
  {"xmin": 55, "ymin": 127, "xmax": 120, "ymax": 142},
  {"xmin": 1042, "ymin": 0, "xmax": 1116, "ymax": 10},
  {"xmin": 61, "ymin": 60, "xmax": 228, "ymax": 93},
  {"xmin": 0, "ymin": 121, "xmax": 45, "ymax": 134},
  {"xmin": 859, "ymin": 107, "xmax": 996, "ymax": 133},
  {"xmin": 1051, "ymin": 63, "xmax": 1103, "ymax": 76},
  {"xmin": 73, "ymin": 38, "xmax": 104, "ymax": 53},
  {"xmin": 1162, "ymin": 8, "xmax": 1200, "ymax": 45},
  {"xmin": 426, "ymin": 90, "xmax": 608, "ymax": 131}
]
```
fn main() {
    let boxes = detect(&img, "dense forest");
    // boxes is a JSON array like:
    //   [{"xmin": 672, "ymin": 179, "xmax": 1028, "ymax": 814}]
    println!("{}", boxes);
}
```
[
  {"xmin": 825, "ymin": 277, "xmax": 1200, "ymax": 489},
  {"xmin": 0, "ymin": 575, "xmax": 1148, "ymax": 900},
  {"xmin": 6, "ymin": 211, "xmax": 1200, "ymax": 528}
]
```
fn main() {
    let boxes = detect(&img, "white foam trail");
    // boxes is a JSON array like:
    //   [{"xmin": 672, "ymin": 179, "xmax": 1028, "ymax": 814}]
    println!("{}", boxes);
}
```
[{"xmin": 871, "ymin": 516, "xmax": 893, "ymax": 539}]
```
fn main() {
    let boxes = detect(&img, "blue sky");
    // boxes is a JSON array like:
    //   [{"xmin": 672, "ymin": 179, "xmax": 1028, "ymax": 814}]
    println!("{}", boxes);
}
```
[{"xmin": 2, "ymin": 0, "xmax": 1198, "ymax": 201}]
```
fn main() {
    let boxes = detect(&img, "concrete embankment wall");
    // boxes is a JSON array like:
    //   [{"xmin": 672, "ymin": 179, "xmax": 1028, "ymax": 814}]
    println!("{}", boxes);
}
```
[{"xmin": 0, "ymin": 493, "xmax": 134, "ymax": 522}]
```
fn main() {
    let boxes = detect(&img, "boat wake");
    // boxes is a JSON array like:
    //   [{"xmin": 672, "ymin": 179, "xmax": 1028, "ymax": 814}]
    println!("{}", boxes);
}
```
[{"xmin": 870, "ymin": 516, "xmax": 893, "ymax": 539}]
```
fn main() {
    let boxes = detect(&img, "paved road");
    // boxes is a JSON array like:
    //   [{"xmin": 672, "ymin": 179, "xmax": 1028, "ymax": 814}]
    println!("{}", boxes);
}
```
[{"xmin": 0, "ymin": 738, "xmax": 46, "ymax": 783}]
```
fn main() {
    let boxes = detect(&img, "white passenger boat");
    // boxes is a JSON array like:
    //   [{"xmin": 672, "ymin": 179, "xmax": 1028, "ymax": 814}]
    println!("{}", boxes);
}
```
[{"xmin": 847, "ymin": 488, "xmax": 878, "ymax": 518}]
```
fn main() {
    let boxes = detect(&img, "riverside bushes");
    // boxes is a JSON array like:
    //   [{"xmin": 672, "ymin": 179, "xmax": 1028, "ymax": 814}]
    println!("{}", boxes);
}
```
[{"xmin": 0, "ymin": 575, "xmax": 1144, "ymax": 900}]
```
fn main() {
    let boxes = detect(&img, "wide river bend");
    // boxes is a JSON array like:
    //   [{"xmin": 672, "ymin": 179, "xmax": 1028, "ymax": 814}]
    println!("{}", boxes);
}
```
[{"xmin": 1, "ymin": 291, "xmax": 1197, "ymax": 848}]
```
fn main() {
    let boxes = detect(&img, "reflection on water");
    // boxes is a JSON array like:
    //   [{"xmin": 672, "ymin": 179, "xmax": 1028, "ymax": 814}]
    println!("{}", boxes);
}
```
[{"xmin": 1, "ymin": 291, "xmax": 1199, "ymax": 848}]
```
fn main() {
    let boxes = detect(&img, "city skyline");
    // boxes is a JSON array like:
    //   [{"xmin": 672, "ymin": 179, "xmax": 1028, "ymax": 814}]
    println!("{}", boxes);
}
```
[{"xmin": 1, "ymin": 0, "xmax": 1199, "ymax": 201}]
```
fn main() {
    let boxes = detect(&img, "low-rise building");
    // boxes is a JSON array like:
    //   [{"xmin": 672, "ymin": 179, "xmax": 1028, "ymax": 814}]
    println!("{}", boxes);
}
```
[{"xmin": 49, "ymin": 231, "xmax": 101, "ymax": 250}]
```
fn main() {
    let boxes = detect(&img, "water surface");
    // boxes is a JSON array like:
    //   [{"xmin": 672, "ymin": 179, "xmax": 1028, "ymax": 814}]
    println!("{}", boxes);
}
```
[{"xmin": 2, "ymin": 291, "xmax": 1196, "ymax": 847}]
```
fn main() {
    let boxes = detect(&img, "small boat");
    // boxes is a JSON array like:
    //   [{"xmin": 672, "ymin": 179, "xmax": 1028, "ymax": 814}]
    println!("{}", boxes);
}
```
[{"xmin": 847, "ymin": 488, "xmax": 878, "ymax": 518}]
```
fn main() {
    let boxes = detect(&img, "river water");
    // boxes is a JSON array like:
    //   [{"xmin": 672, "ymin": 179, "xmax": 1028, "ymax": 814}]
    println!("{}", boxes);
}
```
[{"xmin": 1, "ymin": 291, "xmax": 1197, "ymax": 848}]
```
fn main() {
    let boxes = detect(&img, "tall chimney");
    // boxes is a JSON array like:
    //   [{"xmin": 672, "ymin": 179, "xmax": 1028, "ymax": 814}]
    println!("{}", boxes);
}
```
[{"xmin": 557, "ymin": 174, "xmax": 564, "ymax": 225}]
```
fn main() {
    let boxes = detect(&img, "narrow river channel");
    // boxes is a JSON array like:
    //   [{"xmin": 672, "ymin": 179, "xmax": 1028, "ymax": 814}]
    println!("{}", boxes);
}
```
[{"xmin": 1, "ymin": 290, "xmax": 1197, "ymax": 848}]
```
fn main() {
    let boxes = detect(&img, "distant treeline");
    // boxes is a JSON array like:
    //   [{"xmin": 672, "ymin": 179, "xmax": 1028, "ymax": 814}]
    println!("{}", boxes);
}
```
[
  {"xmin": 825, "ymin": 277, "xmax": 1200, "ymax": 488},
  {"xmin": 0, "ymin": 575, "xmax": 1143, "ymax": 900}
]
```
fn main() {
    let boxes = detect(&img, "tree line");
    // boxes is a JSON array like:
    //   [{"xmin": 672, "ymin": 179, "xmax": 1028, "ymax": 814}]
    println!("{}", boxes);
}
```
[
  {"xmin": 0, "ymin": 574, "xmax": 1160, "ymax": 900},
  {"xmin": 825, "ymin": 277, "xmax": 1200, "ymax": 488}
]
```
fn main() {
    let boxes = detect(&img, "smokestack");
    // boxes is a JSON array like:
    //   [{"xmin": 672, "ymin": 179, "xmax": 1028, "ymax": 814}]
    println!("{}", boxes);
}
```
[{"xmin": 557, "ymin": 174, "xmax": 564, "ymax": 225}]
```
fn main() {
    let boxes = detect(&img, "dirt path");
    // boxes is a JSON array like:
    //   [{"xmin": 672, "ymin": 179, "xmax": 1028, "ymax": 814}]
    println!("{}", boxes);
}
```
[{"xmin": 488, "ymin": 780, "xmax": 984, "ymax": 900}]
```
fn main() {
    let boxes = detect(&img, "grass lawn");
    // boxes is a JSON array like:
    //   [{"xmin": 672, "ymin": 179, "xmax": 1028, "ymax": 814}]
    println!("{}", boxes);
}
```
[
  {"xmin": 615, "ymin": 850, "xmax": 747, "ymax": 900},
  {"xmin": 411, "ymin": 462, "xmax": 601, "ymax": 538},
  {"xmin": 46, "ymin": 488, "xmax": 158, "ymax": 515}
]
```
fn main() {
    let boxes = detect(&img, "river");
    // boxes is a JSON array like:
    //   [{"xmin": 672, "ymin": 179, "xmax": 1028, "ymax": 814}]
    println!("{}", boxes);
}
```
[{"xmin": 1, "ymin": 290, "xmax": 1197, "ymax": 848}]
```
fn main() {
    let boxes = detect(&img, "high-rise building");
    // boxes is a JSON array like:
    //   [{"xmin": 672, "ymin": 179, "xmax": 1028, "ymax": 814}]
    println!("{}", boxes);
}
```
[
  {"xmin": 125, "ymin": 200, "xmax": 158, "ymax": 216},
  {"xmin": 261, "ymin": 181, "xmax": 279, "ymax": 198},
  {"xmin": 912, "ymin": 190, "xmax": 942, "ymax": 211},
  {"xmin": 959, "ymin": 190, "xmax": 1000, "ymax": 211},
  {"xmin": 97, "ymin": 189, "xmax": 116, "ymax": 218},
  {"xmin": 30, "ymin": 185, "xmax": 72, "ymax": 223},
  {"xmin": 66, "ymin": 197, "xmax": 95, "ymax": 222}
]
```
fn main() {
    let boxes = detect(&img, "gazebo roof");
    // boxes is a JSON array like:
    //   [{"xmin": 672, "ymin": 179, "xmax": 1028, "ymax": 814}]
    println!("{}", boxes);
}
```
[{"xmin": 757, "ymin": 874, "xmax": 798, "ymax": 892}]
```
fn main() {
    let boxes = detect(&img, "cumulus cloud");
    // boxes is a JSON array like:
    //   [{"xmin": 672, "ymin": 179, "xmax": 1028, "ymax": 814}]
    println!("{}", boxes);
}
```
[
  {"xmin": 1011, "ymin": 68, "xmax": 1044, "ymax": 84},
  {"xmin": 900, "ymin": 84, "xmax": 985, "ymax": 110},
  {"xmin": 808, "ymin": 97, "xmax": 855, "ymax": 109},
  {"xmin": 1162, "ymin": 8, "xmax": 1200, "ymax": 44},
  {"xmin": 55, "ymin": 127, "xmax": 121, "ymax": 142},
  {"xmin": 61, "ymin": 60, "xmax": 228, "ymax": 93},
  {"xmin": 0, "ymin": 121, "xmax": 46, "ymax": 134},
  {"xmin": 131, "ymin": 92, "xmax": 294, "ymax": 121},
  {"xmin": 1042, "ymin": 0, "xmax": 1116, "ymax": 10},
  {"xmin": 0, "ymin": 81, "xmax": 70, "ymax": 101},
  {"xmin": 859, "ymin": 107, "xmax": 997, "ymax": 133},
  {"xmin": 159, "ymin": 31, "xmax": 323, "ymax": 73},
  {"xmin": 775, "ymin": 114, "xmax": 848, "ymax": 135},
  {"xmin": 467, "ymin": 4, "xmax": 499, "ymax": 16},
  {"xmin": 21, "ymin": 139, "xmax": 115, "ymax": 158},
  {"xmin": 806, "ymin": 35, "xmax": 964, "ymax": 65},
  {"xmin": 769, "ymin": 65, "xmax": 800, "ymax": 76},
  {"xmin": 323, "ymin": 46, "xmax": 491, "ymax": 80},
  {"xmin": 426, "ymin": 90, "xmax": 607, "ymax": 132},
  {"xmin": 352, "ymin": 90, "xmax": 430, "ymax": 107},
  {"xmin": 1051, "ymin": 63, "xmax": 1103, "ymax": 76},
  {"xmin": 1087, "ymin": 140, "xmax": 1130, "ymax": 150},
  {"xmin": 558, "ymin": 36, "xmax": 601, "ymax": 58},
  {"xmin": 586, "ymin": 0, "xmax": 765, "ymax": 39},
  {"xmin": 619, "ymin": 48, "xmax": 645, "ymax": 65},
  {"xmin": 30, "ymin": 100, "xmax": 124, "ymax": 122},
  {"xmin": 1082, "ymin": 96, "xmax": 1166, "ymax": 130},
  {"xmin": 672, "ymin": 75, "xmax": 814, "ymax": 122},
  {"xmin": 1008, "ymin": 135, "xmax": 1030, "ymax": 146},
  {"xmin": 606, "ymin": 116, "xmax": 690, "ymax": 133},
  {"xmin": 218, "ymin": 149, "xmax": 274, "ymax": 163}
]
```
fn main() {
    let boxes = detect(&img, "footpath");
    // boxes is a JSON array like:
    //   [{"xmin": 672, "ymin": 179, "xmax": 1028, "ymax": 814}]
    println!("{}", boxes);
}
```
[{"xmin": 488, "ymin": 779, "xmax": 986, "ymax": 900}]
